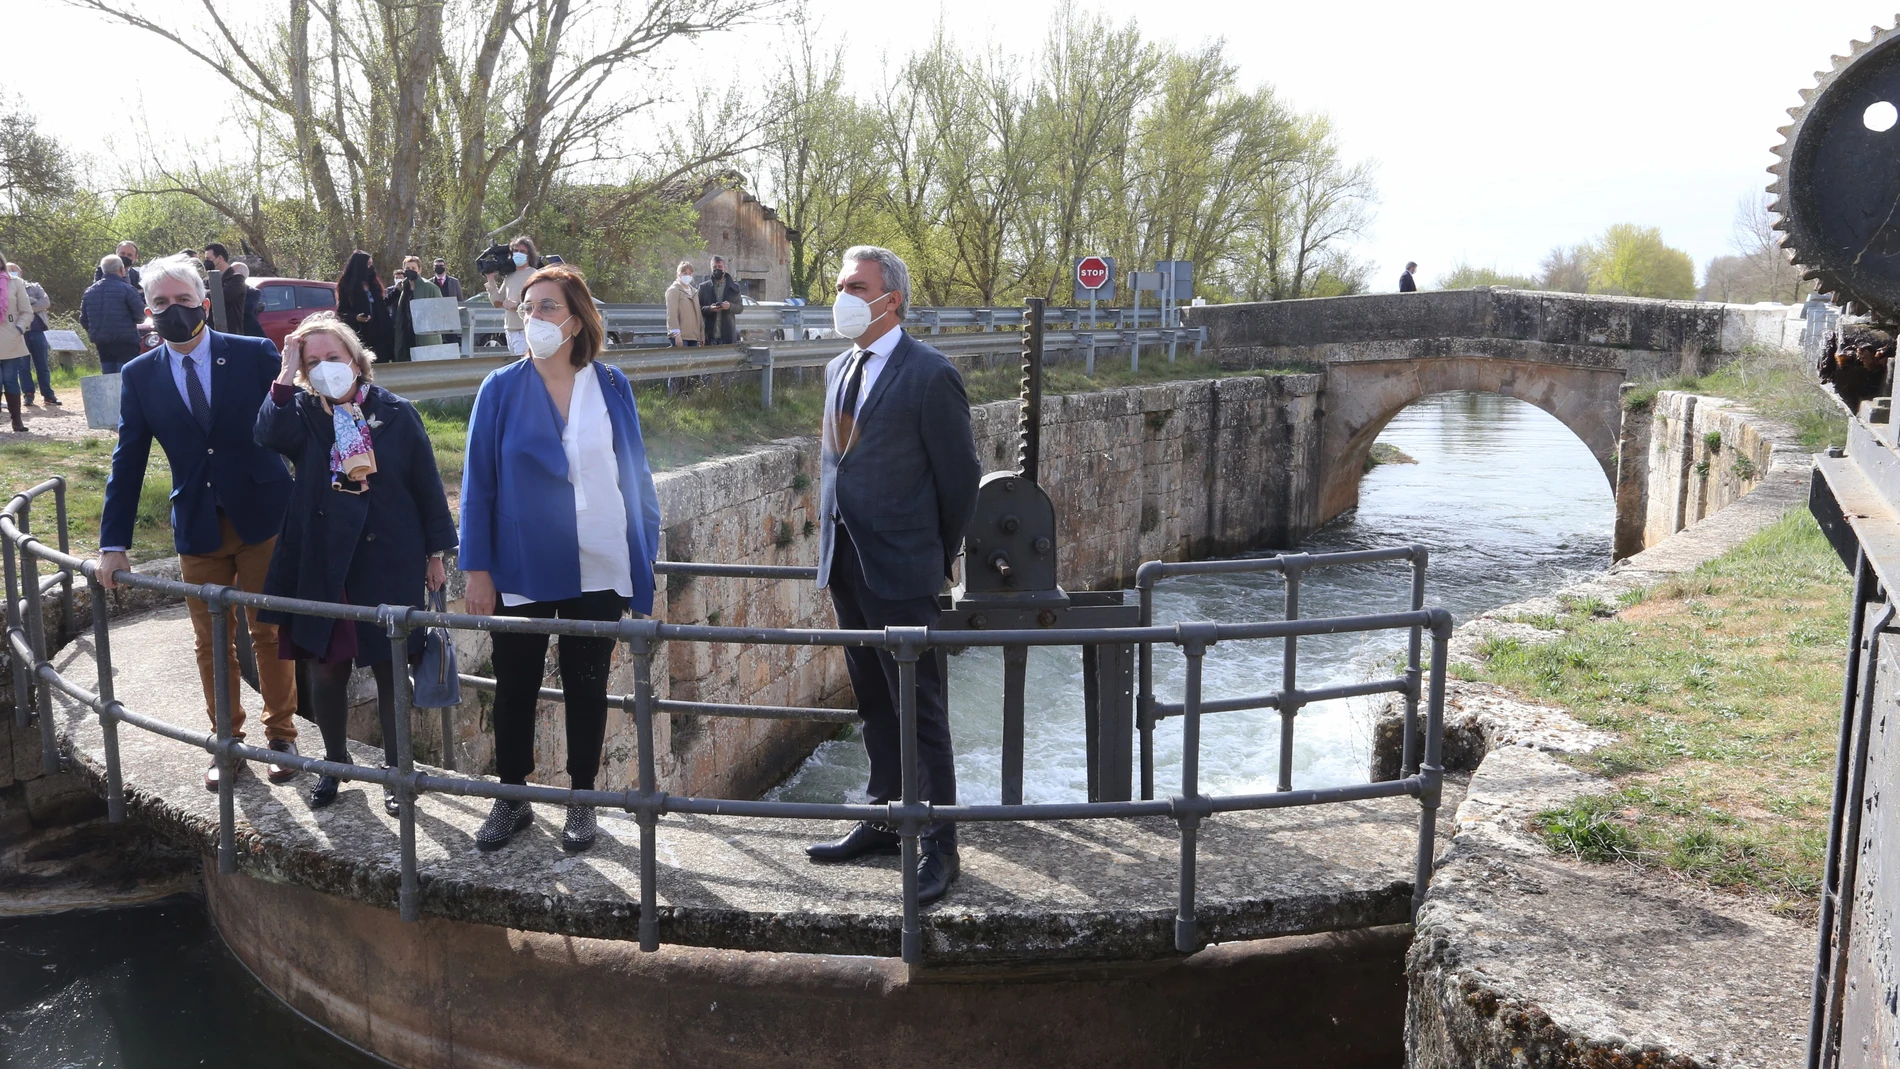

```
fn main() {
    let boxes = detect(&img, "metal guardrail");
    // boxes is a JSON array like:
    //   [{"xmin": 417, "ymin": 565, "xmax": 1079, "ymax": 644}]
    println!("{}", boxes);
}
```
[
  {"xmin": 378, "ymin": 326, "xmax": 1209, "ymax": 404},
  {"xmin": 1, "ymin": 477, "xmax": 1448, "ymax": 965},
  {"xmin": 459, "ymin": 302, "xmax": 1173, "ymax": 345}
]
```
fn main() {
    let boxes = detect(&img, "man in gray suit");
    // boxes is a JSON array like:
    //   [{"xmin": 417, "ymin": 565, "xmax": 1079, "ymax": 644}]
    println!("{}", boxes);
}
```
[{"xmin": 806, "ymin": 246, "xmax": 981, "ymax": 904}]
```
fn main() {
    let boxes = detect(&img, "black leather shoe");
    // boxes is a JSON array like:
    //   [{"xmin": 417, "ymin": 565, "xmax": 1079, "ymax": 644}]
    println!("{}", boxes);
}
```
[
  {"xmin": 917, "ymin": 845, "xmax": 960, "ymax": 905},
  {"xmin": 806, "ymin": 821, "xmax": 900, "ymax": 862},
  {"xmin": 381, "ymin": 766, "xmax": 401, "ymax": 817},
  {"xmin": 309, "ymin": 775, "xmax": 340, "ymax": 808},
  {"xmin": 265, "ymin": 738, "xmax": 301, "ymax": 784},
  {"xmin": 475, "ymin": 799, "xmax": 533, "ymax": 851}
]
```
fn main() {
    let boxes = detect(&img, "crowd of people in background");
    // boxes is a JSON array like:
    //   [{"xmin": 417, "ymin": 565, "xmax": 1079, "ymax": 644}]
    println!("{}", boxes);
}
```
[{"xmin": 1820, "ymin": 327, "xmax": 1894, "ymax": 414}]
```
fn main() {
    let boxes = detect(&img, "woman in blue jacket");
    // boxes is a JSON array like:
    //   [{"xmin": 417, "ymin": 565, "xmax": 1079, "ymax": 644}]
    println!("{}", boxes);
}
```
[
  {"xmin": 460, "ymin": 263, "xmax": 660, "ymax": 853},
  {"xmin": 255, "ymin": 313, "xmax": 456, "ymax": 812}
]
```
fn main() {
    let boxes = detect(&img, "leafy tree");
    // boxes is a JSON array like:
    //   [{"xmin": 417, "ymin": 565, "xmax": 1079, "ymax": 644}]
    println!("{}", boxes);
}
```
[
  {"xmin": 1435, "ymin": 262, "xmax": 1536, "ymax": 289},
  {"xmin": 1583, "ymin": 224, "xmax": 1695, "ymax": 300}
]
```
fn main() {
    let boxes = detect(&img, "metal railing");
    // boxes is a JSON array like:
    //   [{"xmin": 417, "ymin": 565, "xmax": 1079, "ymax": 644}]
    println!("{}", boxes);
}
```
[
  {"xmin": 379, "ymin": 324, "xmax": 1209, "ymax": 404},
  {"xmin": 1135, "ymin": 546, "xmax": 1430, "ymax": 801},
  {"xmin": 1, "ymin": 478, "xmax": 1449, "ymax": 965},
  {"xmin": 459, "ymin": 301, "xmax": 1176, "ymax": 346}
]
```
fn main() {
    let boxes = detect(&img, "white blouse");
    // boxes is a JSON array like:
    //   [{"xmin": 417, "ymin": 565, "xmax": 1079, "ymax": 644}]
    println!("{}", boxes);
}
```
[{"xmin": 500, "ymin": 368, "xmax": 633, "ymax": 606}]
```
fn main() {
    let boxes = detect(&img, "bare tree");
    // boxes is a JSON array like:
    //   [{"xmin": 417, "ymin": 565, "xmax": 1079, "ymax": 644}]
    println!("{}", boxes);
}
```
[{"xmin": 61, "ymin": 0, "xmax": 781, "ymax": 272}]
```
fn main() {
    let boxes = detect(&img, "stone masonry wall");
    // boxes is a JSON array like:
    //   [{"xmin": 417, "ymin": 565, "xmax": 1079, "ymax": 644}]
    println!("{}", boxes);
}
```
[{"xmin": 1638, "ymin": 390, "xmax": 1795, "ymax": 551}]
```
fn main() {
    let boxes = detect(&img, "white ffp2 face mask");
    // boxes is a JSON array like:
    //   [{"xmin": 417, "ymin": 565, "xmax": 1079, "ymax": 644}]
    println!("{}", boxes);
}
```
[
  {"xmin": 525, "ymin": 315, "xmax": 570, "ymax": 360},
  {"xmin": 832, "ymin": 291, "xmax": 894, "ymax": 341},
  {"xmin": 307, "ymin": 359, "xmax": 357, "ymax": 400}
]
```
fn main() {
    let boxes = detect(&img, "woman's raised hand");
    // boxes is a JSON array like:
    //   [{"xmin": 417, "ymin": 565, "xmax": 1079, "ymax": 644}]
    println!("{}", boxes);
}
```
[{"xmin": 277, "ymin": 336, "xmax": 302, "ymax": 384}]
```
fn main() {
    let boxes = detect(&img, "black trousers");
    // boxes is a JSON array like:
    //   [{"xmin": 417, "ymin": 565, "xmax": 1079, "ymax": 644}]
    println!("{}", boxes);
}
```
[
  {"xmin": 490, "ymin": 589, "xmax": 625, "ymax": 791},
  {"xmin": 310, "ymin": 659, "xmax": 396, "ymax": 768},
  {"xmin": 828, "ymin": 526, "xmax": 956, "ymax": 846}
]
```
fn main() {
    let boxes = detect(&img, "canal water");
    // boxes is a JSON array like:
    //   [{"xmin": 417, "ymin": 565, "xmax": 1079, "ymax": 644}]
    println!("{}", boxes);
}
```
[
  {"xmin": 0, "ymin": 390, "xmax": 1612, "ymax": 1066},
  {"xmin": 772, "ymin": 390, "xmax": 1616, "ymax": 803}
]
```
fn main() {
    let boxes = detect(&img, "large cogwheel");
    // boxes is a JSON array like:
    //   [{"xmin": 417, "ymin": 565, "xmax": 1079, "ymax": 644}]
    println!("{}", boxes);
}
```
[{"xmin": 1772, "ymin": 18, "xmax": 1900, "ymax": 321}]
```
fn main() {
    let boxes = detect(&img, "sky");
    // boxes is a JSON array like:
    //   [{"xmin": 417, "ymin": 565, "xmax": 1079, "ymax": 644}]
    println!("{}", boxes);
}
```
[{"xmin": 12, "ymin": 1, "xmax": 1900, "ymax": 293}]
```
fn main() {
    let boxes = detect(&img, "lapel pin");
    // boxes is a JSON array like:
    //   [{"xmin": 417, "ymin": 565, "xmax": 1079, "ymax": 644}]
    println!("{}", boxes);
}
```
[{"xmin": 215, "ymin": 357, "xmax": 226, "ymax": 366}]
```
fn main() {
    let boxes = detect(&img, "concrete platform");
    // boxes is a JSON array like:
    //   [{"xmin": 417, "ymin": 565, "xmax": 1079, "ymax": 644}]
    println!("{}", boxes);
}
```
[{"xmin": 47, "ymin": 603, "xmax": 1458, "ymax": 964}]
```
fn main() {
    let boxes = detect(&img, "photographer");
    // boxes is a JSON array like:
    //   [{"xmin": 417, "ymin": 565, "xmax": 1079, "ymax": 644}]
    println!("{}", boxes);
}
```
[
  {"xmin": 390, "ymin": 255, "xmax": 445, "ymax": 362},
  {"xmin": 483, "ymin": 236, "xmax": 539, "ymax": 356}
]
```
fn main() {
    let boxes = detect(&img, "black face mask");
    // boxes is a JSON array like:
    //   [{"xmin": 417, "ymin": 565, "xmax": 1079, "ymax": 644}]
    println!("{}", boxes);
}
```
[
  {"xmin": 712, "ymin": 268, "xmax": 725, "ymax": 278},
  {"xmin": 153, "ymin": 303, "xmax": 206, "ymax": 344},
  {"xmin": 404, "ymin": 268, "xmax": 419, "ymax": 281}
]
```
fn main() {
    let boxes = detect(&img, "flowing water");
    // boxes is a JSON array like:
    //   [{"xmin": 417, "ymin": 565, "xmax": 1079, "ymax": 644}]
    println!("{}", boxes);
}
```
[
  {"xmin": 771, "ymin": 390, "xmax": 1616, "ymax": 803},
  {"xmin": 0, "ymin": 390, "xmax": 1613, "ymax": 1065}
]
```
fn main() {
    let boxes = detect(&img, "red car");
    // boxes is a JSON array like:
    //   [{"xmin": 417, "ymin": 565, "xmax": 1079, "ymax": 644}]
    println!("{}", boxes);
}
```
[{"xmin": 137, "ymin": 277, "xmax": 337, "ymax": 352}]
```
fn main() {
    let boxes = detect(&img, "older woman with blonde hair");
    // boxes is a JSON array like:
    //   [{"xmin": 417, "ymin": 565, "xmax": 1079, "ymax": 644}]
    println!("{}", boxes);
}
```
[{"xmin": 254, "ymin": 312, "xmax": 456, "ymax": 811}]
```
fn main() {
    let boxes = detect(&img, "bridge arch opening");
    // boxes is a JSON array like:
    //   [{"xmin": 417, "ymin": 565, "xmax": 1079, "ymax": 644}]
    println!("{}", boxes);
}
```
[{"xmin": 1317, "ymin": 356, "xmax": 1627, "ymax": 526}]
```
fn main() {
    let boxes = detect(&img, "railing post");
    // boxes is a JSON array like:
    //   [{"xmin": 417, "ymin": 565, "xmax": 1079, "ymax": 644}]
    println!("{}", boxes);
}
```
[
  {"xmin": 52, "ymin": 478, "xmax": 72, "ymax": 641},
  {"xmin": 460, "ymin": 306, "xmax": 474, "ymax": 358},
  {"xmin": 3, "ymin": 516, "xmax": 27, "ymax": 732},
  {"xmin": 1080, "ymin": 332, "xmax": 1096, "ymax": 377},
  {"xmin": 1174, "ymin": 625, "xmax": 1214, "ymax": 953},
  {"xmin": 386, "ymin": 609, "xmax": 420, "ymax": 921},
  {"xmin": 1414, "ymin": 610, "xmax": 1453, "ymax": 917},
  {"xmin": 1193, "ymin": 325, "xmax": 1206, "ymax": 359},
  {"xmin": 1403, "ymin": 547, "xmax": 1429, "ymax": 777},
  {"xmin": 1165, "ymin": 329, "xmax": 1178, "ymax": 365},
  {"xmin": 746, "ymin": 346, "xmax": 774, "ymax": 410},
  {"xmin": 19, "ymin": 504, "xmax": 58, "ymax": 777},
  {"xmin": 630, "ymin": 620, "xmax": 662, "ymax": 952},
  {"xmin": 209, "ymin": 589, "xmax": 237, "ymax": 875},
  {"xmin": 1137, "ymin": 568, "xmax": 1157, "ymax": 801},
  {"xmin": 89, "ymin": 576, "xmax": 125, "ymax": 822},
  {"xmin": 891, "ymin": 628, "xmax": 926, "ymax": 965},
  {"xmin": 1277, "ymin": 558, "xmax": 1304, "ymax": 793}
]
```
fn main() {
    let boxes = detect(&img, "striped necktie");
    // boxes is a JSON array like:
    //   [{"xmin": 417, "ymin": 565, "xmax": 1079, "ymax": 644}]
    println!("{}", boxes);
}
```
[{"xmin": 834, "ymin": 350, "xmax": 869, "ymax": 451}]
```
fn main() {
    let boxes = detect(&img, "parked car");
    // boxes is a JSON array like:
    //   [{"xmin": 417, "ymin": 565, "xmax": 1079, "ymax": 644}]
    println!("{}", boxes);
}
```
[{"xmin": 136, "ymin": 277, "xmax": 337, "ymax": 353}]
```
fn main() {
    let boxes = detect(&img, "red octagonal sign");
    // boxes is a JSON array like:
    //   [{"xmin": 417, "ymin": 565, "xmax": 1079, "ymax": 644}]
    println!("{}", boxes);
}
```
[{"xmin": 1076, "ymin": 256, "xmax": 1110, "ymax": 291}]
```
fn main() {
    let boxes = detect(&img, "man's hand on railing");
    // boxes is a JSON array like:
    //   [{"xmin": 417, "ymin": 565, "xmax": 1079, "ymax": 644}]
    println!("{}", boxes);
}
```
[
  {"xmin": 96, "ymin": 550, "xmax": 130, "ymax": 590},
  {"xmin": 464, "ymin": 569, "xmax": 495, "ymax": 615}
]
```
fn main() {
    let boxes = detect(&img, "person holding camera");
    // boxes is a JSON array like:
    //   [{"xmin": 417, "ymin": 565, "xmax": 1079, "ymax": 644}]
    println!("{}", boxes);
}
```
[
  {"xmin": 254, "ymin": 312, "xmax": 455, "ymax": 812},
  {"xmin": 483, "ymin": 236, "xmax": 539, "ymax": 356},
  {"xmin": 458, "ymin": 263, "xmax": 660, "ymax": 854}
]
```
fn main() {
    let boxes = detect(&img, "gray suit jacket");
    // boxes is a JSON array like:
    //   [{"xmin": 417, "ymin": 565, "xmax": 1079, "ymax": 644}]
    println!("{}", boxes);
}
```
[{"xmin": 817, "ymin": 330, "xmax": 981, "ymax": 600}]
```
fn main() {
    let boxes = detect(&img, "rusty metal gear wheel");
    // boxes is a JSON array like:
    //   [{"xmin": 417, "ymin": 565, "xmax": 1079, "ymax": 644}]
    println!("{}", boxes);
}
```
[{"xmin": 1772, "ymin": 17, "xmax": 1900, "ymax": 321}]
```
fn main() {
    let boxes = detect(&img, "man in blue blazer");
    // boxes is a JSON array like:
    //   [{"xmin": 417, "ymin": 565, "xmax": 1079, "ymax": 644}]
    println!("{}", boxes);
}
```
[
  {"xmin": 96, "ymin": 256, "xmax": 300, "ymax": 792},
  {"xmin": 806, "ymin": 246, "xmax": 981, "ymax": 904}
]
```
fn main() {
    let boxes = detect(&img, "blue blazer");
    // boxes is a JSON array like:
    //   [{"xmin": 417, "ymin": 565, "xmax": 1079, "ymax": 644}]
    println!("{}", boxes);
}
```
[
  {"xmin": 101, "ymin": 331, "xmax": 293, "ymax": 556},
  {"xmin": 458, "ymin": 359, "xmax": 661, "ymax": 614}
]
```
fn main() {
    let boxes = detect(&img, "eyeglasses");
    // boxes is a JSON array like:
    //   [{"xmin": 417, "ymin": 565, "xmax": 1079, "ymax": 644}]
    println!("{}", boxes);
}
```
[{"xmin": 528, "ymin": 301, "xmax": 568, "ymax": 315}]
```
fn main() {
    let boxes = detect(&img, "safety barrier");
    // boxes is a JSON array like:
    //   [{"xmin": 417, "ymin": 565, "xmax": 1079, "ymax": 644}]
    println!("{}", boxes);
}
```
[{"xmin": 2, "ymin": 477, "xmax": 1448, "ymax": 964}]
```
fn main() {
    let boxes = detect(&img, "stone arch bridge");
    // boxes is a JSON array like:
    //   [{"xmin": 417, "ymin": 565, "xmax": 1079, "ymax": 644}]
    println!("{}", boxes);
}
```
[{"xmin": 1185, "ymin": 288, "xmax": 1801, "ymax": 558}]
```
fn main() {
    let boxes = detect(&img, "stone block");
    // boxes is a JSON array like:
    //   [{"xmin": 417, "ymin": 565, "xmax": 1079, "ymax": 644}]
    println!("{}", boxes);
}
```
[{"xmin": 24, "ymin": 770, "xmax": 105, "ymax": 827}]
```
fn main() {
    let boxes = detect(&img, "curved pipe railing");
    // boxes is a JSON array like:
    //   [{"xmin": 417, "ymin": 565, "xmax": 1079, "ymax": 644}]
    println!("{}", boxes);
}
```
[{"xmin": 1, "ymin": 476, "xmax": 1451, "ymax": 965}]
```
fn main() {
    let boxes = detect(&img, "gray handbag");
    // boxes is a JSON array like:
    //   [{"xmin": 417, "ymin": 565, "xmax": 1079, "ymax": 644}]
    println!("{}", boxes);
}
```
[{"xmin": 411, "ymin": 587, "xmax": 461, "ymax": 708}]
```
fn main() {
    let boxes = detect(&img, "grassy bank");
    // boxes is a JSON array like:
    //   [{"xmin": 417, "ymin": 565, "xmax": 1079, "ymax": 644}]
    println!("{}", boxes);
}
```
[
  {"xmin": 1623, "ymin": 344, "xmax": 1846, "ymax": 451},
  {"xmin": 1461, "ymin": 510, "xmax": 1850, "ymax": 915},
  {"xmin": 5, "ymin": 354, "xmax": 1273, "ymax": 561}
]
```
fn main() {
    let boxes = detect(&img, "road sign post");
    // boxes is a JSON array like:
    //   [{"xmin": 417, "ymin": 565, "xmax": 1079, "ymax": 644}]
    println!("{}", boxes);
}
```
[{"xmin": 1074, "ymin": 256, "xmax": 1115, "ymax": 334}]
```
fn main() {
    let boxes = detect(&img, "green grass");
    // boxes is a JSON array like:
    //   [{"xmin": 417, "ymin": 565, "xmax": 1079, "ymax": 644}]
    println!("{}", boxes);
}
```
[
  {"xmin": 0, "ymin": 436, "xmax": 176, "ymax": 560},
  {"xmin": 1624, "ymin": 344, "xmax": 1846, "ymax": 451},
  {"xmin": 1473, "ymin": 509, "xmax": 1850, "ymax": 914}
]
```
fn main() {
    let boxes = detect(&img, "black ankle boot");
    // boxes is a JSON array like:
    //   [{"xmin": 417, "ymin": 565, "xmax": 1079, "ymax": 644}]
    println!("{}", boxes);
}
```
[
  {"xmin": 561, "ymin": 805, "xmax": 597, "ymax": 853},
  {"xmin": 309, "ymin": 775, "xmax": 340, "ymax": 808}
]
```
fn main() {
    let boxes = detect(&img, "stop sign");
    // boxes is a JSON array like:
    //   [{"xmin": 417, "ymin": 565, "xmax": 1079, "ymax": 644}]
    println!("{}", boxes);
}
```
[{"xmin": 1076, "ymin": 256, "xmax": 1110, "ymax": 291}]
